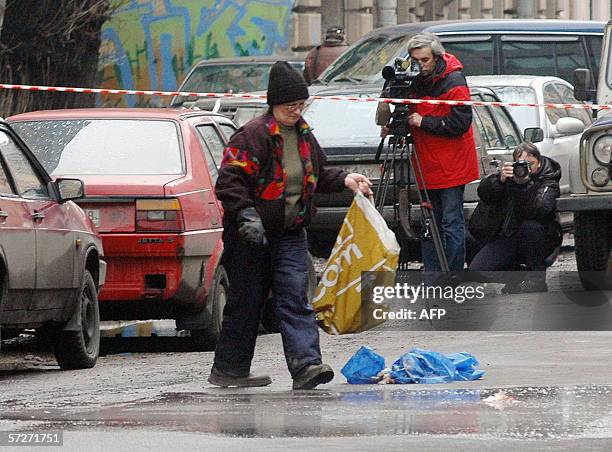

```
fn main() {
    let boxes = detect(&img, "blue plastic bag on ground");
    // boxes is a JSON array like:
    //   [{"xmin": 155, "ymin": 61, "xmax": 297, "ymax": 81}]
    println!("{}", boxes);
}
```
[
  {"xmin": 389, "ymin": 348, "xmax": 485, "ymax": 384},
  {"xmin": 447, "ymin": 352, "xmax": 486, "ymax": 381},
  {"xmin": 340, "ymin": 346, "xmax": 386, "ymax": 384}
]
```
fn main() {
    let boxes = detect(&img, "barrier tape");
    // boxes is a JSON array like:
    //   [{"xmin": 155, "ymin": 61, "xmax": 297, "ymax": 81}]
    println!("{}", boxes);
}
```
[{"xmin": 0, "ymin": 82, "xmax": 608, "ymax": 111}]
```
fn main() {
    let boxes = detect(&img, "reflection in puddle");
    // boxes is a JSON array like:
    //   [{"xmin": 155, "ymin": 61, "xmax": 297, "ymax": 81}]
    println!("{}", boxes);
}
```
[{"xmin": 3, "ymin": 386, "xmax": 612, "ymax": 439}]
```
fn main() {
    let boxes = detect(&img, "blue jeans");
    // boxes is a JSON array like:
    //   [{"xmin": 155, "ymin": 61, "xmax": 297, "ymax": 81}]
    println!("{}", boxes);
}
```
[
  {"xmin": 421, "ymin": 185, "xmax": 466, "ymax": 272},
  {"xmin": 213, "ymin": 227, "xmax": 321, "ymax": 378}
]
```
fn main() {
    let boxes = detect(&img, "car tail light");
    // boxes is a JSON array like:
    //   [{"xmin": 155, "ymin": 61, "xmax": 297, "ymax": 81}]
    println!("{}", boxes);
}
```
[{"xmin": 136, "ymin": 199, "xmax": 184, "ymax": 232}]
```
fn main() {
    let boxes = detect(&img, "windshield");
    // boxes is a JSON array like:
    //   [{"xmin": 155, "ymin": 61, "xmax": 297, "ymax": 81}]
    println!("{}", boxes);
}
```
[
  {"xmin": 303, "ymin": 97, "xmax": 381, "ymax": 147},
  {"xmin": 319, "ymin": 35, "xmax": 411, "ymax": 84},
  {"xmin": 12, "ymin": 119, "xmax": 184, "ymax": 175},
  {"xmin": 181, "ymin": 62, "xmax": 304, "ymax": 93},
  {"xmin": 485, "ymin": 86, "xmax": 539, "ymax": 134}
]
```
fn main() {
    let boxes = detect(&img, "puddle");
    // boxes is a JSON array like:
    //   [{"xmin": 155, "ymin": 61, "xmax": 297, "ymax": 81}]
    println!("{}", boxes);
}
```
[{"xmin": 3, "ymin": 385, "xmax": 612, "ymax": 439}]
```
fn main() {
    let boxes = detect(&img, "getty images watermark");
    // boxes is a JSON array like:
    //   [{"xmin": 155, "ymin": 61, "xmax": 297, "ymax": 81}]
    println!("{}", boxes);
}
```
[
  {"xmin": 371, "ymin": 281, "xmax": 486, "ymax": 321},
  {"xmin": 360, "ymin": 271, "xmax": 612, "ymax": 330}
]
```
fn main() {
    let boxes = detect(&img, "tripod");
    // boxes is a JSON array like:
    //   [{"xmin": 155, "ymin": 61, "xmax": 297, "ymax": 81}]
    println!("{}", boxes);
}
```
[{"xmin": 374, "ymin": 132, "xmax": 450, "ymax": 273}]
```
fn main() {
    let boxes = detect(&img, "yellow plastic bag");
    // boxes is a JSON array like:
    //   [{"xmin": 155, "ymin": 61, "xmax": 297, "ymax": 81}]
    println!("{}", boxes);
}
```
[{"xmin": 312, "ymin": 192, "xmax": 400, "ymax": 334}]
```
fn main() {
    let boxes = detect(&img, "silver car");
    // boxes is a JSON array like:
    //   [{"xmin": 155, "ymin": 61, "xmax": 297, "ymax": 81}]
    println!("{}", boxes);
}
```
[
  {"xmin": 0, "ymin": 121, "xmax": 106, "ymax": 369},
  {"xmin": 467, "ymin": 75, "xmax": 593, "ymax": 195}
]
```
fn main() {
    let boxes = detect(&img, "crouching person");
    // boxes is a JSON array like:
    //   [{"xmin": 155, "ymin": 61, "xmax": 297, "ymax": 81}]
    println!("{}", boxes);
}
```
[
  {"xmin": 209, "ymin": 61, "xmax": 372, "ymax": 389},
  {"xmin": 468, "ymin": 142, "xmax": 562, "ymax": 293}
]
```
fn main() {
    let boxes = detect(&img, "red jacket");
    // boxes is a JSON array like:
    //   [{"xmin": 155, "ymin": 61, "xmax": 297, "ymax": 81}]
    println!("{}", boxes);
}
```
[{"xmin": 409, "ymin": 53, "xmax": 479, "ymax": 190}]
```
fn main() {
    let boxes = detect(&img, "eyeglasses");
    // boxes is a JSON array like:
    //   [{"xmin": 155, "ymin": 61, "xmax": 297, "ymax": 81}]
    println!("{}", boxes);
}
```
[{"xmin": 282, "ymin": 101, "xmax": 307, "ymax": 112}]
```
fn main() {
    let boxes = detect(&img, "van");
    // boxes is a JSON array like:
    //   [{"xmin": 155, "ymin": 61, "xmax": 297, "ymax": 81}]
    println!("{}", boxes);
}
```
[{"xmin": 315, "ymin": 19, "xmax": 604, "ymax": 89}]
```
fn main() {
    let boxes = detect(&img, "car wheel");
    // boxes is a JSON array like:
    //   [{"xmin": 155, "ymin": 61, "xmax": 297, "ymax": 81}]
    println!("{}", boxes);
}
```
[
  {"xmin": 191, "ymin": 264, "xmax": 228, "ymax": 350},
  {"xmin": 575, "ymin": 211, "xmax": 612, "ymax": 290},
  {"xmin": 53, "ymin": 270, "xmax": 100, "ymax": 369}
]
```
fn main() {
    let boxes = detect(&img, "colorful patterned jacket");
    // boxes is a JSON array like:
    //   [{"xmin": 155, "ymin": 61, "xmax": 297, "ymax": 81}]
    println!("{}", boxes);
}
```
[{"xmin": 215, "ymin": 112, "xmax": 347, "ymax": 236}]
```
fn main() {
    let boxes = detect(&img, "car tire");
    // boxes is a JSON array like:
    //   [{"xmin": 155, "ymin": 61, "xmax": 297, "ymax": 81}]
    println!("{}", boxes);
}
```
[
  {"xmin": 191, "ymin": 264, "xmax": 228, "ymax": 350},
  {"xmin": 53, "ymin": 270, "xmax": 100, "ymax": 369},
  {"xmin": 574, "ymin": 211, "xmax": 612, "ymax": 290}
]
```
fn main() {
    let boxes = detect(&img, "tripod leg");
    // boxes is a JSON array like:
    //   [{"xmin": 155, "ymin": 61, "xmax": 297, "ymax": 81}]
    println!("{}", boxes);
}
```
[{"xmin": 409, "ymin": 143, "xmax": 450, "ymax": 273}]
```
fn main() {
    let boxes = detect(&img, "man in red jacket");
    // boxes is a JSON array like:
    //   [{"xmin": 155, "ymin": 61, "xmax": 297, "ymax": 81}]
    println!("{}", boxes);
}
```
[{"xmin": 401, "ymin": 32, "xmax": 479, "ymax": 272}]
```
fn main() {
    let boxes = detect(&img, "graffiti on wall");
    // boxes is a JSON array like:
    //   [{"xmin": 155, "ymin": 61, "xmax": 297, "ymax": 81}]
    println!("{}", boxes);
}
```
[{"xmin": 98, "ymin": 0, "xmax": 294, "ymax": 107}]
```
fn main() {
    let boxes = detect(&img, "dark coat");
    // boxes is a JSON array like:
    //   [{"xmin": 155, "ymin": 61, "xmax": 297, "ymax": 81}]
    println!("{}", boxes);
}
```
[
  {"xmin": 470, "ymin": 155, "xmax": 563, "ymax": 255},
  {"xmin": 215, "ymin": 113, "xmax": 347, "ymax": 236},
  {"xmin": 407, "ymin": 52, "xmax": 479, "ymax": 189},
  {"xmin": 303, "ymin": 41, "xmax": 349, "ymax": 83}
]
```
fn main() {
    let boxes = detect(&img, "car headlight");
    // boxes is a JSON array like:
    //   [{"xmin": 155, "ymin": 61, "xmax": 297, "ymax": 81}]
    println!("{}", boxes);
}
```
[
  {"xmin": 591, "ymin": 167, "xmax": 610, "ymax": 187},
  {"xmin": 593, "ymin": 135, "xmax": 612, "ymax": 165}
]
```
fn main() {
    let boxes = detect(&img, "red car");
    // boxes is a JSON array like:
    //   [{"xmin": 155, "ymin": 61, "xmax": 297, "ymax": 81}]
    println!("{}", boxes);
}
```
[{"xmin": 9, "ymin": 109, "xmax": 236, "ymax": 345}]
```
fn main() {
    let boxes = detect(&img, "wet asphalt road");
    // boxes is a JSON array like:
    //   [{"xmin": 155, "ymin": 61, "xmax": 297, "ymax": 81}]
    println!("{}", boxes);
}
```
[
  {"xmin": 2, "ymin": 245, "xmax": 612, "ymax": 450},
  {"xmin": 2, "ymin": 330, "xmax": 612, "ymax": 451}
]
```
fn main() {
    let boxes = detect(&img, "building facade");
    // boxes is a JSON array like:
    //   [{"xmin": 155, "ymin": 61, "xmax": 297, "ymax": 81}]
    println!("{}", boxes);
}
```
[
  {"xmin": 93, "ymin": 0, "xmax": 610, "ymax": 106},
  {"xmin": 293, "ymin": 0, "xmax": 612, "ymax": 51}
]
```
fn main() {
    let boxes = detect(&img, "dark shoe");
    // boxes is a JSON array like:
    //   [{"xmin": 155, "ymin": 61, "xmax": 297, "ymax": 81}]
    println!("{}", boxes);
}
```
[
  {"xmin": 208, "ymin": 367, "xmax": 272, "ymax": 388},
  {"xmin": 518, "ymin": 279, "xmax": 548, "ymax": 293},
  {"xmin": 292, "ymin": 364, "xmax": 334, "ymax": 390}
]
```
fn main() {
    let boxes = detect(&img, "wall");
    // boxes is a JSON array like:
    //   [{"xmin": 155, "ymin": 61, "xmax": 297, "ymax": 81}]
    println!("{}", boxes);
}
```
[{"xmin": 98, "ymin": 0, "xmax": 294, "ymax": 107}]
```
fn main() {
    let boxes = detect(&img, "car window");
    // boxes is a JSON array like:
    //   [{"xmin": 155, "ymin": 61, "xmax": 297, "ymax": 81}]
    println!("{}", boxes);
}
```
[
  {"xmin": 554, "ymin": 83, "xmax": 593, "ymax": 125},
  {"xmin": 196, "ymin": 125, "xmax": 225, "ymax": 183},
  {"xmin": 321, "ymin": 35, "xmax": 411, "ymax": 84},
  {"xmin": 0, "ymin": 152, "xmax": 15, "ymax": 195},
  {"xmin": 12, "ymin": 119, "xmax": 184, "ymax": 176},
  {"xmin": 488, "ymin": 104, "xmax": 520, "ymax": 148},
  {"xmin": 501, "ymin": 37, "xmax": 586, "ymax": 83},
  {"xmin": 555, "ymin": 40, "xmax": 588, "ymax": 82},
  {"xmin": 441, "ymin": 37, "xmax": 494, "ymax": 76},
  {"xmin": 543, "ymin": 83, "xmax": 567, "ymax": 124},
  {"xmin": 502, "ymin": 40, "xmax": 556, "ymax": 77},
  {"xmin": 0, "ymin": 131, "xmax": 49, "ymax": 199},
  {"xmin": 473, "ymin": 106, "xmax": 503, "ymax": 149},
  {"xmin": 180, "ymin": 62, "xmax": 303, "ymax": 94},
  {"xmin": 486, "ymin": 85, "xmax": 539, "ymax": 135},
  {"xmin": 587, "ymin": 35, "xmax": 602, "ymax": 73},
  {"xmin": 218, "ymin": 124, "xmax": 236, "ymax": 141},
  {"xmin": 471, "ymin": 100, "xmax": 490, "ymax": 149}
]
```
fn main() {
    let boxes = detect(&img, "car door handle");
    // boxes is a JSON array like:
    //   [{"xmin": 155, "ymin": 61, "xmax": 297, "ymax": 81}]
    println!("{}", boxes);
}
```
[{"xmin": 32, "ymin": 212, "xmax": 45, "ymax": 221}]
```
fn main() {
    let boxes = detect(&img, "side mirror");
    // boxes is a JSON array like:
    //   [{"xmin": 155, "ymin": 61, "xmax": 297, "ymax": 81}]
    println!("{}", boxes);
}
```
[
  {"xmin": 523, "ymin": 127, "xmax": 544, "ymax": 143},
  {"xmin": 573, "ymin": 68, "xmax": 596, "ymax": 101},
  {"xmin": 55, "ymin": 178, "xmax": 84, "ymax": 202},
  {"xmin": 553, "ymin": 117, "xmax": 585, "ymax": 136}
]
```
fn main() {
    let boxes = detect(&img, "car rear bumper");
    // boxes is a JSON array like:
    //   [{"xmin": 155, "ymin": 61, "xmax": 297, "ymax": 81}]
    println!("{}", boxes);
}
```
[
  {"xmin": 557, "ymin": 194, "xmax": 612, "ymax": 211},
  {"xmin": 98, "ymin": 230, "xmax": 222, "ymax": 315}
]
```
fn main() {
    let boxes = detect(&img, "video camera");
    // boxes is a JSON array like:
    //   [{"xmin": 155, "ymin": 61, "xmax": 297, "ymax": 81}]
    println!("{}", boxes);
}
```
[{"xmin": 380, "ymin": 58, "xmax": 421, "ymax": 137}]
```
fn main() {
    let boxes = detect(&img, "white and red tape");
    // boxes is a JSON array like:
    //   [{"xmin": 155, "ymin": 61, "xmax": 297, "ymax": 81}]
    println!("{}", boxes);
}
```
[{"xmin": 0, "ymin": 82, "xmax": 608, "ymax": 111}]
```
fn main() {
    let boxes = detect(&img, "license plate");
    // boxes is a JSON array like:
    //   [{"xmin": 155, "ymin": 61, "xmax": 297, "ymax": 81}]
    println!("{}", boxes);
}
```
[
  {"xmin": 84, "ymin": 209, "xmax": 100, "ymax": 227},
  {"xmin": 339, "ymin": 163, "xmax": 381, "ymax": 180}
]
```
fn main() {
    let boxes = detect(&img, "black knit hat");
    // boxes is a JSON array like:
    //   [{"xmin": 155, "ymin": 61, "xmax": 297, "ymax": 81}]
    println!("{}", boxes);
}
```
[{"xmin": 267, "ymin": 61, "xmax": 309, "ymax": 106}]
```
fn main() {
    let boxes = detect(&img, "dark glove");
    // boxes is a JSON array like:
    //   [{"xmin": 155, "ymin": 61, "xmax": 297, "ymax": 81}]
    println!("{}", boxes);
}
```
[{"xmin": 237, "ymin": 207, "xmax": 268, "ymax": 246}]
